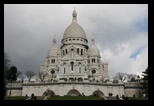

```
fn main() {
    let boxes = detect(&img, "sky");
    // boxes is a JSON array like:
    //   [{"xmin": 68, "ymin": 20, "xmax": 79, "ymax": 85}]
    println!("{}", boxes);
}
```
[{"xmin": 4, "ymin": 4, "xmax": 148, "ymax": 79}]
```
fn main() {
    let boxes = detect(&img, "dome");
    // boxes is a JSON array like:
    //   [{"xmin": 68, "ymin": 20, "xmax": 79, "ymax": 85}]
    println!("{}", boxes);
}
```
[
  {"xmin": 62, "ymin": 9, "xmax": 87, "ymax": 40},
  {"xmin": 63, "ymin": 22, "xmax": 87, "ymax": 40},
  {"xmin": 88, "ymin": 36, "xmax": 100, "ymax": 57},
  {"xmin": 48, "ymin": 35, "xmax": 59, "ymax": 56}
]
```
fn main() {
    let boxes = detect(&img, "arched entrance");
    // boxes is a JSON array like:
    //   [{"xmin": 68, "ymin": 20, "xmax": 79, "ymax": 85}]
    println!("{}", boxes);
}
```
[
  {"xmin": 67, "ymin": 89, "xmax": 81, "ymax": 96},
  {"xmin": 92, "ymin": 90, "xmax": 104, "ymax": 97},
  {"xmin": 43, "ymin": 90, "xmax": 55, "ymax": 97}
]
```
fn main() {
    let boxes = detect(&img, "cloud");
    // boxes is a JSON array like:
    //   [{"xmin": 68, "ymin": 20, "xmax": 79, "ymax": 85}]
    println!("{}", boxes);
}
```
[{"xmin": 4, "ymin": 4, "xmax": 148, "ymax": 78}]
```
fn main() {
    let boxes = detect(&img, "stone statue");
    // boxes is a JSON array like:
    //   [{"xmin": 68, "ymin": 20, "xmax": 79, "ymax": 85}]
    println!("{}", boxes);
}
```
[{"xmin": 56, "ymin": 65, "xmax": 59, "ymax": 74}]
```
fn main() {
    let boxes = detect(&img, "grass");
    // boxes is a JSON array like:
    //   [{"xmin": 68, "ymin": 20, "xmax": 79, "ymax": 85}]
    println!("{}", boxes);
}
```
[
  {"xmin": 49, "ymin": 96, "xmax": 103, "ymax": 100},
  {"xmin": 4, "ymin": 96, "xmax": 29, "ymax": 100}
]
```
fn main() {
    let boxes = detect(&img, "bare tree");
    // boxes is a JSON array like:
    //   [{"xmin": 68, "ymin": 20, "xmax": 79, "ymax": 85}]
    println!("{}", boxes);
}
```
[
  {"xmin": 25, "ymin": 70, "xmax": 36, "ymax": 82},
  {"xmin": 38, "ymin": 71, "xmax": 47, "ymax": 82},
  {"xmin": 4, "ymin": 52, "xmax": 11, "ymax": 68},
  {"xmin": 4, "ymin": 51, "xmax": 11, "ymax": 77},
  {"xmin": 18, "ymin": 74, "xmax": 26, "ymax": 82},
  {"xmin": 17, "ymin": 72, "xmax": 25, "ymax": 82},
  {"xmin": 16, "ymin": 71, "xmax": 22, "ymax": 78},
  {"xmin": 127, "ymin": 74, "xmax": 137, "ymax": 82},
  {"xmin": 113, "ymin": 72, "xmax": 127, "ymax": 82}
]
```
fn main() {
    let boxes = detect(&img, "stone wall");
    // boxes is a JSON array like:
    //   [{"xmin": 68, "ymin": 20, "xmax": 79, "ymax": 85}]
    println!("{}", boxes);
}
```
[
  {"xmin": 6, "ymin": 83, "xmax": 22, "ymax": 96},
  {"xmin": 6, "ymin": 82, "xmax": 142, "ymax": 97},
  {"xmin": 124, "ymin": 82, "xmax": 142, "ymax": 97},
  {"xmin": 21, "ymin": 82, "xmax": 124, "ymax": 96}
]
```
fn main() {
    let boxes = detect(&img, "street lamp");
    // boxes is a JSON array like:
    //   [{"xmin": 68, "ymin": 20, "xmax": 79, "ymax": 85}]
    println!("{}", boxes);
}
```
[{"xmin": 9, "ymin": 75, "xmax": 13, "ymax": 96}]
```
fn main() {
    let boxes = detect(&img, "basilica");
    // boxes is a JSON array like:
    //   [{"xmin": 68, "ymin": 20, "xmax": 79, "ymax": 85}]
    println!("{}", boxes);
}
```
[
  {"xmin": 40, "ymin": 9, "xmax": 109, "ymax": 82},
  {"xmin": 7, "ymin": 9, "xmax": 141, "ymax": 97}
]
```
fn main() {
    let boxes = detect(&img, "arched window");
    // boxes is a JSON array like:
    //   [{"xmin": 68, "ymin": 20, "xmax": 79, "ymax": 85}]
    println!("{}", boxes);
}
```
[
  {"xmin": 81, "ymin": 49, "xmax": 83, "ymax": 55},
  {"xmin": 77, "ymin": 48, "xmax": 79, "ymax": 54},
  {"xmin": 70, "ymin": 62, "xmax": 74, "ymax": 71}
]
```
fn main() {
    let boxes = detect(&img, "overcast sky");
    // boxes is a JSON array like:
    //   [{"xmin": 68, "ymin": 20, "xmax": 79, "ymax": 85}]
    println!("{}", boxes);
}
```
[{"xmin": 4, "ymin": 4, "xmax": 148, "ymax": 79}]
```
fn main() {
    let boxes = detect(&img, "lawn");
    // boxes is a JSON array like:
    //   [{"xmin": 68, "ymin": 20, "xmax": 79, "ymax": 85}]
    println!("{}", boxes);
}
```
[
  {"xmin": 49, "ymin": 96, "xmax": 103, "ymax": 100},
  {"xmin": 4, "ymin": 96, "xmax": 29, "ymax": 100}
]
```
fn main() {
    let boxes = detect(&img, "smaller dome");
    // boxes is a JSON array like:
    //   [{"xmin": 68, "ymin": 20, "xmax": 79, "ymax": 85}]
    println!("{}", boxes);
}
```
[
  {"xmin": 88, "ymin": 36, "xmax": 100, "ymax": 57},
  {"xmin": 48, "ymin": 35, "xmax": 59, "ymax": 56}
]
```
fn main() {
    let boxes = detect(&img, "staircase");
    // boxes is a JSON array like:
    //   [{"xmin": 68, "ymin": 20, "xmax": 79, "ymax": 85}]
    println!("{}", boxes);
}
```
[
  {"xmin": 105, "ymin": 96, "xmax": 118, "ymax": 100},
  {"xmin": 36, "ymin": 96, "xmax": 45, "ymax": 100}
]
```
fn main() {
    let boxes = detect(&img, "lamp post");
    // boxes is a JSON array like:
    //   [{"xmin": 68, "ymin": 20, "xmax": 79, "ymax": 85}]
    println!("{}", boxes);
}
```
[{"xmin": 9, "ymin": 75, "xmax": 13, "ymax": 96}]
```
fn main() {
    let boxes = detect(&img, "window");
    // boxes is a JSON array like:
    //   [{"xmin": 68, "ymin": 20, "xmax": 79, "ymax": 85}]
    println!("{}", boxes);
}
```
[
  {"xmin": 77, "ymin": 39, "xmax": 79, "ymax": 40},
  {"xmin": 70, "ymin": 62, "xmax": 74, "ymax": 71},
  {"xmin": 77, "ymin": 48, "xmax": 79, "ymax": 54},
  {"xmin": 66, "ymin": 49, "xmax": 67, "ymax": 54},
  {"xmin": 73, "ymin": 39, "xmax": 75, "ymax": 40},
  {"xmin": 92, "ymin": 58, "xmax": 95, "ymax": 63},
  {"xmin": 51, "ymin": 59, "xmax": 55, "ymax": 63},
  {"xmin": 69, "ymin": 39, "xmax": 71, "ymax": 41},
  {"xmin": 71, "ymin": 49, "xmax": 74, "ymax": 51},
  {"xmin": 81, "ymin": 49, "xmax": 83, "ymax": 55}
]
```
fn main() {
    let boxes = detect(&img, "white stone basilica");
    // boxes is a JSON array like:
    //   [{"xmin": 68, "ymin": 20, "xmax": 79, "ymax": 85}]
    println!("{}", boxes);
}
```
[
  {"xmin": 40, "ymin": 9, "xmax": 109, "ymax": 82},
  {"xmin": 6, "ymin": 9, "xmax": 141, "ymax": 98}
]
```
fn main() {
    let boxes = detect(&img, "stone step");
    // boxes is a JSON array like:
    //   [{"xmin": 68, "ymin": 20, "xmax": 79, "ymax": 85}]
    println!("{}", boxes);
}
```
[{"xmin": 105, "ymin": 96, "xmax": 117, "ymax": 100}]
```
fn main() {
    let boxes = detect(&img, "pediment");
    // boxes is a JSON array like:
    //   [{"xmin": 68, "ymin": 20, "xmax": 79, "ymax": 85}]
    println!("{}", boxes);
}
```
[{"xmin": 62, "ymin": 51, "xmax": 83, "ymax": 60}]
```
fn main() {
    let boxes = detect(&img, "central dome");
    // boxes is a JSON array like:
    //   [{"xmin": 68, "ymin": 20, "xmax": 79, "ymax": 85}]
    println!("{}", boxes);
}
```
[
  {"xmin": 63, "ymin": 22, "xmax": 87, "ymax": 40},
  {"xmin": 62, "ymin": 9, "xmax": 87, "ymax": 40}
]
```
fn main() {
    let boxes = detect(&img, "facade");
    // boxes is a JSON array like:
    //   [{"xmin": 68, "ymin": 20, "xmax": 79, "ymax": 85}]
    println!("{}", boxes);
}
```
[
  {"xmin": 6, "ymin": 9, "xmax": 142, "ymax": 98},
  {"xmin": 40, "ymin": 9, "xmax": 109, "ymax": 82}
]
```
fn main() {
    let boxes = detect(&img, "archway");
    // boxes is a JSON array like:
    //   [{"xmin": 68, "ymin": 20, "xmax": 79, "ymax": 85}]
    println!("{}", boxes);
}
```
[
  {"xmin": 67, "ymin": 89, "xmax": 81, "ymax": 96},
  {"xmin": 92, "ymin": 90, "xmax": 104, "ymax": 97},
  {"xmin": 43, "ymin": 90, "xmax": 55, "ymax": 97}
]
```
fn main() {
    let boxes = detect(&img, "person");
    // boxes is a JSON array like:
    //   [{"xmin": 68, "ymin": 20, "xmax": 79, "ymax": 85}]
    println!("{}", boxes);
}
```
[
  {"xmin": 111, "ymin": 93, "xmax": 113, "ymax": 97},
  {"xmin": 133, "ymin": 94, "xmax": 135, "ymax": 98},
  {"xmin": 108, "ymin": 92, "xmax": 110, "ymax": 96},
  {"xmin": 122, "ymin": 95, "xmax": 125, "ymax": 99},
  {"xmin": 34, "ymin": 96, "xmax": 37, "ymax": 100},
  {"xmin": 116, "ymin": 94, "xmax": 119, "ymax": 100},
  {"xmin": 25, "ymin": 94, "xmax": 27, "ymax": 97},
  {"xmin": 31, "ymin": 93, "xmax": 34, "ymax": 99}
]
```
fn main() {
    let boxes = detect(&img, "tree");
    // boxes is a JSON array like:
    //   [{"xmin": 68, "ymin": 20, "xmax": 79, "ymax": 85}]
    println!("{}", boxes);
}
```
[
  {"xmin": 25, "ymin": 70, "xmax": 36, "ymax": 82},
  {"xmin": 7, "ymin": 66, "xmax": 17, "ymax": 81},
  {"xmin": 127, "ymin": 74, "xmax": 137, "ymax": 82},
  {"xmin": 141, "ymin": 67, "xmax": 148, "ymax": 98},
  {"xmin": 113, "ymin": 72, "xmax": 127, "ymax": 82},
  {"xmin": 17, "ymin": 71, "xmax": 26, "ymax": 82},
  {"xmin": 16, "ymin": 71, "xmax": 22, "ymax": 78},
  {"xmin": 38, "ymin": 71, "xmax": 47, "ymax": 82},
  {"xmin": 4, "ymin": 51, "xmax": 11, "ymax": 97},
  {"xmin": 130, "ymin": 77, "xmax": 136, "ymax": 82}
]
